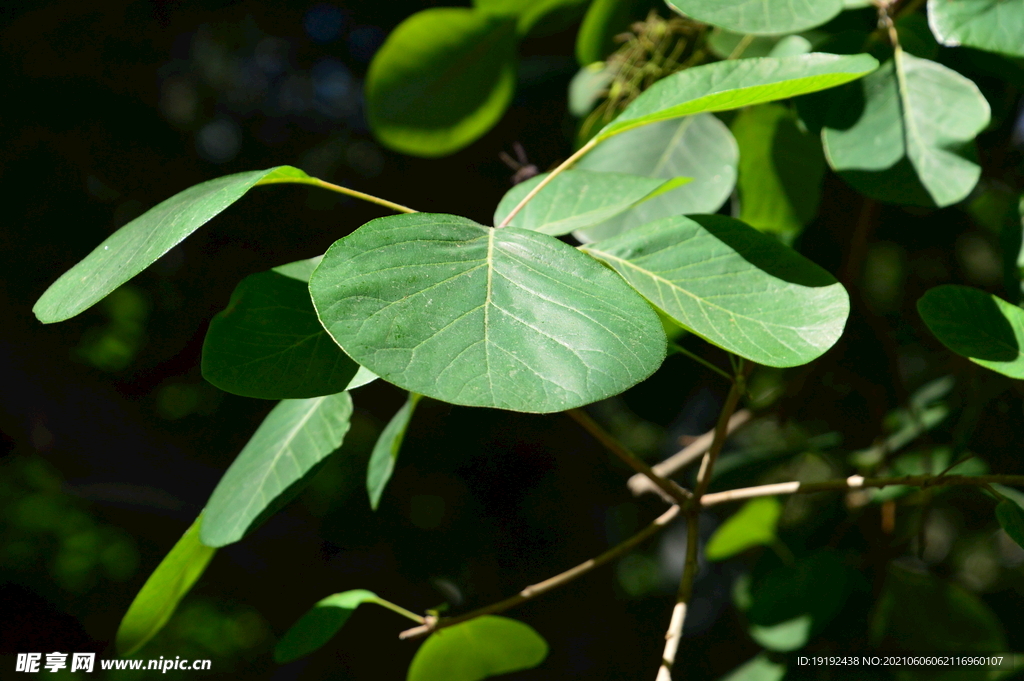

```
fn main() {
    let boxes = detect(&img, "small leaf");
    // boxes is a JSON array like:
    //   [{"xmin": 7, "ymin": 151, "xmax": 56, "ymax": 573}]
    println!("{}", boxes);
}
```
[
  {"xmin": 202, "ymin": 257, "xmax": 359, "ymax": 399},
  {"xmin": 34, "ymin": 166, "xmax": 308, "ymax": 324},
  {"xmin": 474, "ymin": 0, "xmax": 589, "ymax": 37},
  {"xmin": 407, "ymin": 616, "xmax": 548, "ymax": 681},
  {"xmin": 274, "ymin": 590, "xmax": 380, "ymax": 663},
  {"xmin": 996, "ymin": 499, "xmax": 1024, "ymax": 550},
  {"xmin": 493, "ymin": 169, "xmax": 684, "ymax": 235},
  {"xmin": 597, "ymin": 53, "xmax": 879, "ymax": 139},
  {"xmin": 368, "ymin": 393, "xmax": 422, "ymax": 510},
  {"xmin": 581, "ymin": 215, "xmax": 850, "ymax": 367},
  {"xmin": 749, "ymin": 614, "xmax": 813, "ymax": 652},
  {"xmin": 917, "ymin": 285, "xmax": 1024, "ymax": 379},
  {"xmin": 822, "ymin": 51, "xmax": 990, "ymax": 207},
  {"xmin": 719, "ymin": 653, "xmax": 786, "ymax": 681},
  {"xmin": 116, "ymin": 516, "xmax": 216, "ymax": 656},
  {"xmin": 569, "ymin": 62, "xmax": 616, "ymax": 116},
  {"xmin": 732, "ymin": 103, "xmax": 825, "ymax": 241},
  {"xmin": 927, "ymin": 0, "xmax": 1024, "ymax": 58},
  {"xmin": 667, "ymin": 0, "xmax": 843, "ymax": 35},
  {"xmin": 574, "ymin": 114, "xmax": 738, "ymax": 242},
  {"xmin": 366, "ymin": 9, "xmax": 517, "ymax": 157},
  {"xmin": 200, "ymin": 393, "xmax": 353, "ymax": 547},
  {"xmin": 705, "ymin": 497, "xmax": 782, "ymax": 560},
  {"xmin": 309, "ymin": 213, "xmax": 666, "ymax": 413}
]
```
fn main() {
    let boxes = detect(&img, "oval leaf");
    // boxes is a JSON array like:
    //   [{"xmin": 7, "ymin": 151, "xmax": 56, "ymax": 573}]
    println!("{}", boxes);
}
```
[
  {"xmin": 366, "ymin": 9, "xmax": 517, "ymax": 157},
  {"xmin": 474, "ymin": 0, "xmax": 589, "ymax": 37},
  {"xmin": 408, "ymin": 616, "xmax": 548, "ymax": 681},
  {"xmin": 116, "ymin": 516, "xmax": 215, "ymax": 656},
  {"xmin": 274, "ymin": 589, "xmax": 379, "ymax": 663},
  {"xmin": 202, "ymin": 258, "xmax": 359, "ymax": 399},
  {"xmin": 749, "ymin": 614, "xmax": 813, "ymax": 652},
  {"xmin": 822, "ymin": 51, "xmax": 990, "ymax": 207},
  {"xmin": 493, "ymin": 169, "xmax": 682, "ymax": 235},
  {"xmin": 667, "ymin": 0, "xmax": 843, "ymax": 34},
  {"xmin": 574, "ymin": 114, "xmax": 738, "ymax": 242},
  {"xmin": 996, "ymin": 499, "xmax": 1024, "ymax": 550},
  {"xmin": 200, "ymin": 393, "xmax": 353, "ymax": 547},
  {"xmin": 34, "ymin": 166, "xmax": 309, "ymax": 324},
  {"xmin": 927, "ymin": 0, "xmax": 1024, "ymax": 57},
  {"xmin": 705, "ymin": 496, "xmax": 782, "ymax": 561},
  {"xmin": 309, "ymin": 213, "xmax": 666, "ymax": 413},
  {"xmin": 720, "ymin": 653, "xmax": 787, "ymax": 681},
  {"xmin": 917, "ymin": 285, "xmax": 1024, "ymax": 379},
  {"xmin": 368, "ymin": 392, "xmax": 422, "ymax": 510},
  {"xmin": 581, "ymin": 215, "xmax": 850, "ymax": 367},
  {"xmin": 597, "ymin": 53, "xmax": 879, "ymax": 139}
]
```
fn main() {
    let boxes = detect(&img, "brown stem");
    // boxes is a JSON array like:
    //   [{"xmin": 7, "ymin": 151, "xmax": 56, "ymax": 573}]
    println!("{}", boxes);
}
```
[
  {"xmin": 568, "ymin": 409, "xmax": 692, "ymax": 506},
  {"xmin": 398, "ymin": 504, "xmax": 682, "ymax": 640},
  {"xmin": 693, "ymin": 363, "xmax": 749, "ymax": 500}
]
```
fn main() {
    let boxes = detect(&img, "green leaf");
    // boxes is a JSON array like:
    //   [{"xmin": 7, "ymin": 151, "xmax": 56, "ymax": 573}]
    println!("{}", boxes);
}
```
[
  {"xmin": 274, "ymin": 590, "xmax": 379, "ymax": 663},
  {"xmin": 200, "ymin": 393, "xmax": 353, "ymax": 547},
  {"xmin": 732, "ymin": 103, "xmax": 825, "ymax": 241},
  {"xmin": 822, "ymin": 50, "xmax": 990, "ymax": 207},
  {"xmin": 667, "ymin": 0, "xmax": 843, "ymax": 34},
  {"xmin": 201, "ymin": 257, "xmax": 359, "ymax": 399},
  {"xmin": 749, "ymin": 614, "xmax": 813, "ymax": 652},
  {"xmin": 309, "ymin": 213, "xmax": 666, "ymax": 413},
  {"xmin": 576, "ymin": 0, "xmax": 646, "ymax": 65},
  {"xmin": 116, "ymin": 516, "xmax": 216, "ymax": 656},
  {"xmin": 366, "ymin": 9, "xmax": 517, "ymax": 158},
  {"xmin": 707, "ymin": 30, "xmax": 786, "ymax": 60},
  {"xmin": 917, "ymin": 285, "xmax": 1024, "ymax": 379},
  {"xmin": 407, "ymin": 616, "xmax": 548, "ymax": 681},
  {"xmin": 474, "ymin": 0, "xmax": 589, "ymax": 37},
  {"xmin": 719, "ymin": 654, "xmax": 786, "ymax": 681},
  {"xmin": 870, "ymin": 564, "xmax": 1006, "ymax": 653},
  {"xmin": 368, "ymin": 393, "xmax": 422, "ymax": 510},
  {"xmin": 569, "ymin": 62, "xmax": 616, "ymax": 116},
  {"xmin": 574, "ymin": 114, "xmax": 738, "ymax": 242},
  {"xmin": 705, "ymin": 497, "xmax": 782, "ymax": 560},
  {"xmin": 598, "ymin": 53, "xmax": 879, "ymax": 139},
  {"xmin": 927, "ymin": 0, "xmax": 1024, "ymax": 58},
  {"xmin": 996, "ymin": 499, "xmax": 1024, "ymax": 550},
  {"xmin": 581, "ymin": 215, "xmax": 850, "ymax": 367},
  {"xmin": 34, "ymin": 166, "xmax": 308, "ymax": 324},
  {"xmin": 493, "ymin": 170, "xmax": 685, "ymax": 235}
]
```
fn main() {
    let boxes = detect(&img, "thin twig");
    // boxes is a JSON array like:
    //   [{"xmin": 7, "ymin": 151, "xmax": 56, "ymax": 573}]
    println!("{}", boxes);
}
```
[
  {"xmin": 398, "ymin": 504, "xmax": 682, "ymax": 640},
  {"xmin": 497, "ymin": 138, "xmax": 598, "ymax": 228},
  {"xmin": 669, "ymin": 342, "xmax": 733, "ymax": 383},
  {"xmin": 256, "ymin": 175, "xmax": 417, "ymax": 214},
  {"xmin": 568, "ymin": 409, "xmax": 692, "ymax": 506},
  {"xmin": 694, "ymin": 362, "xmax": 749, "ymax": 500},
  {"xmin": 627, "ymin": 410, "xmax": 751, "ymax": 497}
]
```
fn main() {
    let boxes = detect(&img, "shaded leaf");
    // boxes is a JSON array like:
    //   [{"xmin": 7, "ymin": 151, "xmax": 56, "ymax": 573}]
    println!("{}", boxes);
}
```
[
  {"xmin": 367, "ymin": 393, "xmax": 422, "ymax": 510},
  {"xmin": 667, "ymin": 0, "xmax": 843, "ymax": 35},
  {"xmin": 493, "ymin": 169, "xmax": 685, "ymax": 235},
  {"xmin": 749, "ymin": 614, "xmax": 813, "ymax": 652},
  {"xmin": 474, "ymin": 0, "xmax": 589, "ymax": 37},
  {"xmin": 706, "ymin": 497, "xmax": 782, "ymax": 561},
  {"xmin": 927, "ymin": 0, "xmax": 1024, "ymax": 57},
  {"xmin": 201, "ymin": 257, "xmax": 359, "ymax": 399},
  {"xmin": 822, "ymin": 50, "xmax": 990, "ymax": 207},
  {"xmin": 581, "ymin": 215, "xmax": 849, "ymax": 367},
  {"xmin": 200, "ymin": 393, "xmax": 353, "ymax": 547},
  {"xmin": 597, "ymin": 52, "xmax": 878, "ymax": 139},
  {"xmin": 309, "ymin": 213, "xmax": 665, "ymax": 413},
  {"xmin": 576, "ymin": 0, "xmax": 647, "ymax": 65},
  {"xmin": 34, "ymin": 166, "xmax": 308, "ymax": 324},
  {"xmin": 569, "ymin": 62, "xmax": 615, "ymax": 116},
  {"xmin": 407, "ymin": 616, "xmax": 548, "ymax": 681},
  {"xmin": 719, "ymin": 653, "xmax": 786, "ymax": 681},
  {"xmin": 732, "ymin": 103, "xmax": 825, "ymax": 241},
  {"xmin": 575, "ymin": 114, "xmax": 738, "ymax": 242},
  {"xmin": 116, "ymin": 516, "xmax": 215, "ymax": 656},
  {"xmin": 274, "ymin": 590, "xmax": 379, "ymax": 663},
  {"xmin": 918, "ymin": 285, "xmax": 1024, "ymax": 379},
  {"xmin": 996, "ymin": 499, "xmax": 1024, "ymax": 550},
  {"xmin": 366, "ymin": 9, "xmax": 517, "ymax": 157},
  {"xmin": 707, "ymin": 30, "xmax": 785, "ymax": 60}
]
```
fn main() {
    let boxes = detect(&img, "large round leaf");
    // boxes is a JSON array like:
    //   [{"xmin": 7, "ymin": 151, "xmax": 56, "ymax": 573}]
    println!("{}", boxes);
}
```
[
  {"xmin": 366, "ymin": 9, "xmax": 517, "ymax": 157},
  {"xmin": 581, "ymin": 215, "xmax": 849, "ymax": 367},
  {"xmin": 927, "ymin": 0, "xmax": 1024, "ymax": 58},
  {"xmin": 309, "ymin": 213, "xmax": 666, "ymax": 413},
  {"xmin": 575, "ymin": 114, "xmax": 738, "ymax": 242},
  {"xmin": 666, "ymin": 0, "xmax": 843, "ymax": 35},
  {"xmin": 917, "ymin": 285, "xmax": 1024, "ymax": 379},
  {"xmin": 822, "ymin": 51, "xmax": 990, "ymax": 207},
  {"xmin": 202, "ymin": 257, "xmax": 359, "ymax": 399},
  {"xmin": 408, "ymin": 616, "xmax": 548, "ymax": 681}
]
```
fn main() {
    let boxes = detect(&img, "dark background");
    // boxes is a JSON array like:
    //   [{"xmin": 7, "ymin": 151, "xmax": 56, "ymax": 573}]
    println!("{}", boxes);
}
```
[{"xmin": 3, "ymin": 0, "xmax": 1024, "ymax": 679}]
